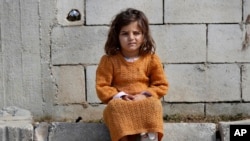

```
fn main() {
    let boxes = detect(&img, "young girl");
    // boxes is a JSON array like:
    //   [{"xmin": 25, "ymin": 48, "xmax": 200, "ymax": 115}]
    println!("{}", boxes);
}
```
[{"xmin": 96, "ymin": 8, "xmax": 168, "ymax": 141}]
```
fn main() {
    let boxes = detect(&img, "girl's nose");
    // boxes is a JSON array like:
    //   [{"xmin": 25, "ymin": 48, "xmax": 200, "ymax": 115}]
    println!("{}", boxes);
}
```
[{"xmin": 128, "ymin": 33, "xmax": 134, "ymax": 40}]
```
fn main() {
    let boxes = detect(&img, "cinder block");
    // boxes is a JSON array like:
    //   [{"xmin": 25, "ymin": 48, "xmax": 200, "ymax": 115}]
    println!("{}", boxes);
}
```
[
  {"xmin": 51, "ymin": 26, "xmax": 108, "ymax": 65},
  {"xmin": 86, "ymin": 65, "xmax": 101, "ymax": 103},
  {"xmin": 244, "ymin": 0, "xmax": 250, "ymax": 23},
  {"xmin": 49, "ymin": 122, "xmax": 111, "ymax": 141},
  {"xmin": 165, "ymin": 0, "xmax": 242, "ymax": 23},
  {"xmin": 206, "ymin": 103, "xmax": 250, "ymax": 116},
  {"xmin": 7, "ymin": 125, "xmax": 33, "ymax": 141},
  {"xmin": 164, "ymin": 64, "xmax": 241, "ymax": 102},
  {"xmin": 208, "ymin": 24, "xmax": 250, "ymax": 62},
  {"xmin": 86, "ymin": 0, "xmax": 163, "ymax": 25},
  {"xmin": 151, "ymin": 25, "xmax": 206, "ymax": 63},
  {"xmin": 163, "ymin": 103, "xmax": 205, "ymax": 116},
  {"xmin": 0, "ymin": 123, "xmax": 33, "ymax": 141},
  {"xmin": 52, "ymin": 66, "xmax": 85, "ymax": 104},
  {"xmin": 164, "ymin": 64, "xmax": 206, "ymax": 102},
  {"xmin": 243, "ymin": 64, "xmax": 250, "ymax": 101},
  {"xmin": 56, "ymin": 0, "xmax": 84, "ymax": 26},
  {"xmin": 163, "ymin": 123, "xmax": 216, "ymax": 141},
  {"xmin": 53, "ymin": 104, "xmax": 105, "ymax": 121}
]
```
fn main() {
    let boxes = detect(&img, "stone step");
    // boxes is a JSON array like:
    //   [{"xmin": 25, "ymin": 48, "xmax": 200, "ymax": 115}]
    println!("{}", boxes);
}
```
[
  {"xmin": 1, "ymin": 120, "xmax": 250, "ymax": 141},
  {"xmin": 1, "ymin": 106, "xmax": 250, "ymax": 141},
  {"xmin": 2, "ymin": 120, "xmax": 250, "ymax": 141},
  {"xmin": 47, "ymin": 122, "xmax": 217, "ymax": 141},
  {"xmin": 1, "ymin": 121, "xmax": 218, "ymax": 141}
]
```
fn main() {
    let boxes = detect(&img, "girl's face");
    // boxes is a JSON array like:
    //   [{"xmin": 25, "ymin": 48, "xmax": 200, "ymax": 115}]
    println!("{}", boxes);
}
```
[{"xmin": 119, "ymin": 21, "xmax": 144, "ymax": 57}]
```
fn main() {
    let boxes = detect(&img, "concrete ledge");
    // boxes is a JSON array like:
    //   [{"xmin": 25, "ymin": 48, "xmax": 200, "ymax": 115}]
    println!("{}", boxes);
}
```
[
  {"xmin": 48, "ymin": 122, "xmax": 110, "ymax": 141},
  {"xmin": 35, "ymin": 122, "xmax": 216, "ymax": 141},
  {"xmin": 163, "ymin": 123, "xmax": 216, "ymax": 141},
  {"xmin": 0, "ymin": 121, "xmax": 33, "ymax": 141},
  {"xmin": 218, "ymin": 119, "xmax": 250, "ymax": 141},
  {"xmin": 0, "ymin": 106, "xmax": 34, "ymax": 141},
  {"xmin": 1, "ymin": 120, "xmax": 250, "ymax": 141}
]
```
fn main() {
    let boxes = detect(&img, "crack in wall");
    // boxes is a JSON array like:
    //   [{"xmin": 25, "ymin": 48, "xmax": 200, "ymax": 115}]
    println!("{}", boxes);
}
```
[
  {"xmin": 240, "ymin": 65, "xmax": 244, "ymax": 102},
  {"xmin": 0, "ymin": 27, "xmax": 2, "ymax": 53},
  {"xmin": 242, "ymin": 24, "xmax": 250, "ymax": 50},
  {"xmin": 38, "ymin": 0, "xmax": 46, "ymax": 107}
]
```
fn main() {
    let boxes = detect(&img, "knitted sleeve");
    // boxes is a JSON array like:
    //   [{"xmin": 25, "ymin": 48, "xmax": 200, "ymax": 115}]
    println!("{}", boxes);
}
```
[
  {"xmin": 145, "ymin": 54, "xmax": 169, "ymax": 99},
  {"xmin": 96, "ymin": 55, "xmax": 118, "ymax": 104}
]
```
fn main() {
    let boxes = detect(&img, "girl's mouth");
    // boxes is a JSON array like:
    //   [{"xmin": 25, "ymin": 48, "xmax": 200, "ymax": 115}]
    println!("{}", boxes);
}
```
[{"xmin": 128, "ymin": 42, "xmax": 136, "ymax": 45}]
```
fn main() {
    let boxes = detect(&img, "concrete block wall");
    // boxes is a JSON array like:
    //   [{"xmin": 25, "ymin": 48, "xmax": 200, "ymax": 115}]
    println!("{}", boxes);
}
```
[{"xmin": 0, "ymin": 0, "xmax": 250, "ymax": 121}]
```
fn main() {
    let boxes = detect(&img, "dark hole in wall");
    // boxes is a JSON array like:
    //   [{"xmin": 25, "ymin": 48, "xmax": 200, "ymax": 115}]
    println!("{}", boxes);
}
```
[{"xmin": 67, "ymin": 9, "xmax": 81, "ymax": 22}]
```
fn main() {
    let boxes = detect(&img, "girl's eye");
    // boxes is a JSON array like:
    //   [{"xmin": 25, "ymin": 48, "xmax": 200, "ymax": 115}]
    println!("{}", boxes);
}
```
[
  {"xmin": 121, "ymin": 32, "xmax": 128, "ymax": 36},
  {"xmin": 120, "ymin": 31, "xmax": 141, "ymax": 36},
  {"xmin": 134, "ymin": 32, "xmax": 141, "ymax": 35}
]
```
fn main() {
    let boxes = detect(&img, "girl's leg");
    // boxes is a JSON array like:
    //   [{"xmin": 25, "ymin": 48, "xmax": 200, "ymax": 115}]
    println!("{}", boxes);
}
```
[
  {"xmin": 128, "ymin": 134, "xmax": 140, "ymax": 141},
  {"xmin": 120, "ymin": 134, "xmax": 140, "ymax": 141},
  {"xmin": 119, "ymin": 136, "xmax": 129, "ymax": 141}
]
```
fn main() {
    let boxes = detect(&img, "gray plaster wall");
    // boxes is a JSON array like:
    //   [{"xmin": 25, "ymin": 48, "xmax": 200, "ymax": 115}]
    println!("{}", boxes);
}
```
[{"xmin": 0, "ymin": 0, "xmax": 250, "ymax": 120}]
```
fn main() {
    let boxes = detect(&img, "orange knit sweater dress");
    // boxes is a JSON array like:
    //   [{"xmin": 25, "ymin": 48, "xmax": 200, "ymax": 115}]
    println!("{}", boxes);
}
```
[{"xmin": 96, "ymin": 53, "xmax": 168, "ymax": 141}]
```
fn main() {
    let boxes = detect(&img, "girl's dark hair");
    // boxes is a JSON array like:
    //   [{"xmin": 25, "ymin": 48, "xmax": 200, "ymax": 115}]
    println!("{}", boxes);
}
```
[{"xmin": 104, "ymin": 8, "xmax": 156, "ymax": 55}]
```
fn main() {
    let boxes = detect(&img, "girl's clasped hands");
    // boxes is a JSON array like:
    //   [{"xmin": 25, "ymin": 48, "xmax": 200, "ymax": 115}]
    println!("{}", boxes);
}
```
[{"xmin": 121, "ymin": 92, "xmax": 151, "ymax": 101}]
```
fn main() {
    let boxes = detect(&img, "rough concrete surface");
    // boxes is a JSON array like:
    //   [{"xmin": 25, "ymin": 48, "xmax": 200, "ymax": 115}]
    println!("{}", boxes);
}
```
[
  {"xmin": 1, "ymin": 106, "xmax": 250, "ymax": 141},
  {"xmin": 219, "ymin": 119, "xmax": 250, "ymax": 141},
  {"xmin": 1, "ymin": 0, "xmax": 250, "ymax": 125},
  {"xmin": 0, "ymin": 107, "xmax": 33, "ymax": 141}
]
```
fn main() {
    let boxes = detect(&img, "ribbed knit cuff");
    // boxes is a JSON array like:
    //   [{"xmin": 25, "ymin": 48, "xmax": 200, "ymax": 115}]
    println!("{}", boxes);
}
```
[{"xmin": 113, "ymin": 91, "xmax": 128, "ymax": 99}]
